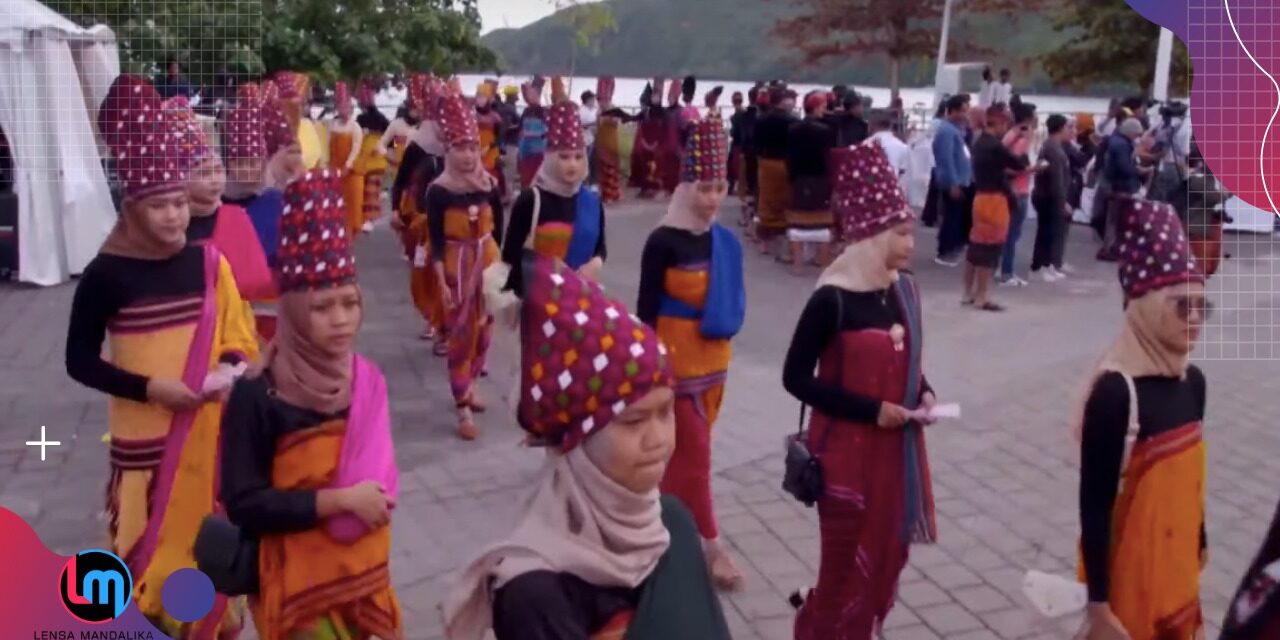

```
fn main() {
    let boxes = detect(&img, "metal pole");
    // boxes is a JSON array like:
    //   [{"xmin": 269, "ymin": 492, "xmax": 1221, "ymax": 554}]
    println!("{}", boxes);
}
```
[
  {"xmin": 1153, "ymin": 27, "xmax": 1174, "ymax": 102},
  {"xmin": 934, "ymin": 0, "xmax": 954, "ymax": 107}
]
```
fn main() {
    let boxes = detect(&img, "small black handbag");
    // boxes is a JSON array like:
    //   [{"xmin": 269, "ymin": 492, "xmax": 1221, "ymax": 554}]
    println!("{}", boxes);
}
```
[
  {"xmin": 782, "ymin": 289, "xmax": 842, "ymax": 508},
  {"xmin": 194, "ymin": 514, "xmax": 260, "ymax": 596}
]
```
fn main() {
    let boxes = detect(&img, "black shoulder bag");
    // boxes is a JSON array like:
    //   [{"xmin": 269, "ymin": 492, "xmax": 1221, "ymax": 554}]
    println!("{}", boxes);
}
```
[
  {"xmin": 782, "ymin": 290, "xmax": 842, "ymax": 508},
  {"xmin": 194, "ymin": 513, "xmax": 260, "ymax": 596}
]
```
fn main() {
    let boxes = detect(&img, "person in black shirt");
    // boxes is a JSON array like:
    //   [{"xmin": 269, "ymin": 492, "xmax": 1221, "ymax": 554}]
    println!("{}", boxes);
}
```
[
  {"xmin": 734, "ymin": 86, "xmax": 763, "ymax": 227},
  {"xmin": 1075, "ymin": 198, "xmax": 1209, "ymax": 640},
  {"xmin": 726, "ymin": 91, "xmax": 745, "ymax": 194},
  {"xmin": 829, "ymin": 91, "xmax": 870, "ymax": 147},
  {"xmin": 963, "ymin": 106, "xmax": 1028, "ymax": 311},
  {"xmin": 784, "ymin": 91, "xmax": 837, "ymax": 273},
  {"xmin": 753, "ymin": 88, "xmax": 797, "ymax": 256}
]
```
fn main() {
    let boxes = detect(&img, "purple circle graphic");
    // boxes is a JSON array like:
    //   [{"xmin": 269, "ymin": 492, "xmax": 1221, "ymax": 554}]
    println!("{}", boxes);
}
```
[{"xmin": 161, "ymin": 568, "xmax": 215, "ymax": 622}]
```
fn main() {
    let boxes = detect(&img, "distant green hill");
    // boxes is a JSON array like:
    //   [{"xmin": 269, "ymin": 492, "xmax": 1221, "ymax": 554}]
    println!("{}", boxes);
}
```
[{"xmin": 481, "ymin": 0, "xmax": 1084, "ymax": 93}]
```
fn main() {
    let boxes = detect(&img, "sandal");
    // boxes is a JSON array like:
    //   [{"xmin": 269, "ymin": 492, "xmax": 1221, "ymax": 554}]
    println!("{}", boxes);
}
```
[
  {"xmin": 433, "ymin": 341, "xmax": 449, "ymax": 357},
  {"xmin": 706, "ymin": 546, "xmax": 746, "ymax": 592},
  {"xmin": 464, "ymin": 391, "xmax": 487, "ymax": 413},
  {"xmin": 977, "ymin": 301, "xmax": 1006, "ymax": 312},
  {"xmin": 456, "ymin": 405, "xmax": 478, "ymax": 440}
]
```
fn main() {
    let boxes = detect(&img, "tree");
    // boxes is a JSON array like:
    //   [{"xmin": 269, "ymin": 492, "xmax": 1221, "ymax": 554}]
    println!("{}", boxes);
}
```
[
  {"xmin": 548, "ymin": 0, "xmax": 617, "ymax": 81},
  {"xmin": 770, "ymin": 0, "xmax": 1046, "ymax": 102},
  {"xmin": 1040, "ymin": 0, "xmax": 1191, "ymax": 94},
  {"xmin": 47, "ymin": 0, "xmax": 497, "ymax": 89}
]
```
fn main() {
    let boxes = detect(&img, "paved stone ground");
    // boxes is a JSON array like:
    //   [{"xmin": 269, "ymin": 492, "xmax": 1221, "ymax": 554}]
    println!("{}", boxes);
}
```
[{"xmin": 1, "ymin": 197, "xmax": 1278, "ymax": 640}]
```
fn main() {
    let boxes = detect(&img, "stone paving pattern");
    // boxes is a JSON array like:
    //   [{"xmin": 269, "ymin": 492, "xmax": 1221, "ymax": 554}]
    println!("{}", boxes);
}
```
[{"xmin": 1, "ymin": 198, "xmax": 1278, "ymax": 639}]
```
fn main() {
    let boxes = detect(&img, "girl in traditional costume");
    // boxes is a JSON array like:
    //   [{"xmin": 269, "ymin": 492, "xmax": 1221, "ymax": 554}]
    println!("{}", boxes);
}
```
[
  {"xmin": 220, "ymin": 168, "xmax": 403, "ymax": 640},
  {"xmin": 517, "ymin": 80, "xmax": 549, "ymax": 190},
  {"xmin": 593, "ymin": 77, "xmax": 624, "ymax": 204},
  {"xmin": 326, "ymin": 82, "xmax": 365, "ymax": 239},
  {"xmin": 1075, "ymin": 198, "xmax": 1209, "ymax": 640},
  {"xmin": 393, "ymin": 76, "xmax": 448, "ymax": 343},
  {"xmin": 636, "ymin": 102, "xmax": 747, "ymax": 591},
  {"xmin": 163, "ymin": 96, "xmax": 275, "ymax": 347},
  {"xmin": 629, "ymin": 91, "xmax": 665, "ymax": 199},
  {"xmin": 354, "ymin": 79, "xmax": 390, "ymax": 233},
  {"xmin": 381, "ymin": 74, "xmax": 425, "ymax": 213},
  {"xmin": 426, "ymin": 89, "xmax": 504, "ymax": 440},
  {"xmin": 783, "ymin": 141, "xmax": 938, "ymax": 639},
  {"xmin": 501, "ymin": 100, "xmax": 605, "ymax": 292},
  {"xmin": 441, "ymin": 253, "xmax": 732, "ymax": 640},
  {"xmin": 657, "ymin": 80, "xmax": 684, "ymax": 197},
  {"xmin": 475, "ymin": 81, "xmax": 507, "ymax": 199},
  {"xmin": 274, "ymin": 71, "xmax": 322, "ymax": 172},
  {"xmin": 66, "ymin": 74, "xmax": 259, "ymax": 638},
  {"xmin": 753, "ymin": 88, "xmax": 797, "ymax": 255}
]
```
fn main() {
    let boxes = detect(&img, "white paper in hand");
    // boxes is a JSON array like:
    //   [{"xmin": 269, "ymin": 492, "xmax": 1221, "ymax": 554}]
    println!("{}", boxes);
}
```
[
  {"xmin": 1022, "ymin": 570, "xmax": 1087, "ymax": 618},
  {"xmin": 413, "ymin": 245, "xmax": 427, "ymax": 268},
  {"xmin": 202, "ymin": 362, "xmax": 248, "ymax": 396},
  {"xmin": 927, "ymin": 403, "xmax": 961, "ymax": 419}
]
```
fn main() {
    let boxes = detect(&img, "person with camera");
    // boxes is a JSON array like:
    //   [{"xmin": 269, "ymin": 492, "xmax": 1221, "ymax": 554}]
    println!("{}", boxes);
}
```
[{"xmin": 782, "ymin": 142, "xmax": 937, "ymax": 639}]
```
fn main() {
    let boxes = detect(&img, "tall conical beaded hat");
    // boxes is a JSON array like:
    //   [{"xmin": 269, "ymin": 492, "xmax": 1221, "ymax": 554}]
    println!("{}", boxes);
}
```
[
  {"xmin": 519, "ymin": 254, "xmax": 673, "ymax": 452},
  {"xmin": 550, "ymin": 76, "xmax": 568, "ymax": 103},
  {"xmin": 162, "ymin": 95, "xmax": 215, "ymax": 168},
  {"xmin": 682, "ymin": 114, "xmax": 727, "ymax": 183},
  {"xmin": 356, "ymin": 79, "xmax": 377, "ymax": 109},
  {"xmin": 597, "ymin": 76, "xmax": 615, "ymax": 106},
  {"xmin": 334, "ymin": 81, "xmax": 351, "ymax": 111},
  {"xmin": 237, "ymin": 82, "xmax": 262, "ymax": 106},
  {"xmin": 666, "ymin": 78, "xmax": 682, "ymax": 105},
  {"xmin": 223, "ymin": 98, "xmax": 266, "ymax": 162},
  {"xmin": 261, "ymin": 98, "xmax": 297, "ymax": 156},
  {"xmin": 406, "ymin": 73, "xmax": 430, "ymax": 110},
  {"xmin": 437, "ymin": 92, "xmax": 479, "ymax": 148},
  {"xmin": 277, "ymin": 169, "xmax": 357, "ymax": 293},
  {"xmin": 831, "ymin": 140, "xmax": 913, "ymax": 242},
  {"xmin": 545, "ymin": 101, "xmax": 584, "ymax": 152},
  {"xmin": 97, "ymin": 75, "xmax": 188, "ymax": 201},
  {"xmin": 1115, "ymin": 197, "xmax": 1203, "ymax": 299},
  {"xmin": 274, "ymin": 70, "xmax": 310, "ymax": 102}
]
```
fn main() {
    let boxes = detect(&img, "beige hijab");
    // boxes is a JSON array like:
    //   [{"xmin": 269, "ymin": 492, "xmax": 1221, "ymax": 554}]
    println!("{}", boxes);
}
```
[
  {"xmin": 260, "ymin": 290, "xmax": 359, "ymax": 415},
  {"xmin": 534, "ymin": 151, "xmax": 585, "ymax": 198},
  {"xmin": 816, "ymin": 228, "xmax": 899, "ymax": 292},
  {"xmin": 100, "ymin": 198, "xmax": 187, "ymax": 260},
  {"xmin": 432, "ymin": 144, "xmax": 496, "ymax": 195},
  {"xmin": 657, "ymin": 182, "xmax": 716, "ymax": 234},
  {"xmin": 1071, "ymin": 287, "xmax": 1192, "ymax": 441},
  {"xmin": 440, "ymin": 446, "xmax": 670, "ymax": 640}
]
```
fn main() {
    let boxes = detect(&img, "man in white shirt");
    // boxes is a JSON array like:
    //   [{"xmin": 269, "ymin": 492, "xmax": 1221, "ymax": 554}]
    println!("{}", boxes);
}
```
[
  {"xmin": 579, "ymin": 90, "xmax": 599, "ymax": 185},
  {"xmin": 868, "ymin": 116, "xmax": 910, "ymax": 190},
  {"xmin": 994, "ymin": 68, "xmax": 1014, "ymax": 106},
  {"xmin": 977, "ymin": 67, "xmax": 997, "ymax": 108}
]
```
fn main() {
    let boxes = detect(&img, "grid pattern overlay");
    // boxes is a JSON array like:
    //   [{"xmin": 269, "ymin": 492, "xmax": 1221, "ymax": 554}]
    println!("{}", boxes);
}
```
[{"xmin": 1186, "ymin": 0, "xmax": 1280, "ymax": 359}]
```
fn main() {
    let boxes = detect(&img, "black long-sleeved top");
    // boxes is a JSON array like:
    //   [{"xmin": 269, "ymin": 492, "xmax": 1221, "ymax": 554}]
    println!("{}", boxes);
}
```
[
  {"xmin": 66, "ymin": 245, "xmax": 241, "ymax": 403},
  {"xmin": 186, "ymin": 211, "xmax": 219, "ymax": 242},
  {"xmin": 357, "ymin": 107, "xmax": 391, "ymax": 134},
  {"xmin": 1033, "ymin": 138, "xmax": 1070, "ymax": 210},
  {"xmin": 501, "ymin": 188, "xmax": 607, "ymax": 292},
  {"xmin": 827, "ymin": 112, "xmax": 869, "ymax": 147},
  {"xmin": 735, "ymin": 107, "xmax": 759, "ymax": 154},
  {"xmin": 782, "ymin": 284, "xmax": 932, "ymax": 425},
  {"xmin": 423, "ymin": 184, "xmax": 504, "ymax": 261},
  {"xmin": 1079, "ymin": 367, "xmax": 1207, "ymax": 603},
  {"xmin": 786, "ymin": 118, "xmax": 836, "ymax": 181},
  {"xmin": 636, "ymin": 227, "xmax": 711, "ymax": 327},
  {"xmin": 754, "ymin": 111, "xmax": 797, "ymax": 160},
  {"xmin": 220, "ymin": 371, "xmax": 338, "ymax": 535},
  {"xmin": 971, "ymin": 132, "xmax": 1028, "ymax": 193}
]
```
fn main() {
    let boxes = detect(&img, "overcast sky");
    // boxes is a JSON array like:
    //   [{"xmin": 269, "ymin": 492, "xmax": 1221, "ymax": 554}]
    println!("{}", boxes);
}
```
[{"xmin": 476, "ymin": 0, "xmax": 561, "ymax": 33}]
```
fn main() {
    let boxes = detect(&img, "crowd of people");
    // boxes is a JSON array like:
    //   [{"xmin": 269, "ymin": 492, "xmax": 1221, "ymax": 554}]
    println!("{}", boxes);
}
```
[{"xmin": 57, "ymin": 61, "xmax": 1280, "ymax": 640}]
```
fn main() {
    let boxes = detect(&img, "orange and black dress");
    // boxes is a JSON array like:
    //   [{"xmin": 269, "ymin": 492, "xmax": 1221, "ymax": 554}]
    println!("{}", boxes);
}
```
[
  {"xmin": 967, "ymin": 132, "xmax": 1028, "ymax": 268},
  {"xmin": 500, "ymin": 187, "xmax": 606, "ymax": 292},
  {"xmin": 221, "ymin": 374, "xmax": 402, "ymax": 640},
  {"xmin": 425, "ymin": 183, "xmax": 503, "ymax": 404},
  {"xmin": 1078, "ymin": 369, "xmax": 1207, "ymax": 640}
]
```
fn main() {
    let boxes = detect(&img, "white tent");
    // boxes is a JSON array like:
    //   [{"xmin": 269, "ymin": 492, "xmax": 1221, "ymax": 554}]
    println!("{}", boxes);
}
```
[{"xmin": 0, "ymin": 0, "xmax": 118, "ymax": 286}]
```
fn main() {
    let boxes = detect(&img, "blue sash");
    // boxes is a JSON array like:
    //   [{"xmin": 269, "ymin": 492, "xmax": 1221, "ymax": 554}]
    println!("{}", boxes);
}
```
[
  {"xmin": 564, "ymin": 189, "xmax": 601, "ymax": 270},
  {"xmin": 657, "ymin": 223, "xmax": 746, "ymax": 340},
  {"xmin": 894, "ymin": 273, "xmax": 937, "ymax": 544},
  {"xmin": 519, "ymin": 119, "xmax": 547, "ymax": 159}
]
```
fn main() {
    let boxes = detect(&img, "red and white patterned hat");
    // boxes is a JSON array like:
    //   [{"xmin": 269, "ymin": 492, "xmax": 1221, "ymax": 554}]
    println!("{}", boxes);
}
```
[
  {"xmin": 831, "ymin": 140, "xmax": 913, "ymax": 242},
  {"xmin": 437, "ymin": 93, "xmax": 479, "ymax": 148},
  {"xmin": 1116, "ymin": 198, "xmax": 1203, "ymax": 299},
  {"xmin": 519, "ymin": 254, "xmax": 673, "ymax": 451},
  {"xmin": 277, "ymin": 169, "xmax": 357, "ymax": 293},
  {"xmin": 162, "ymin": 96, "xmax": 215, "ymax": 168},
  {"xmin": 406, "ymin": 73, "xmax": 431, "ymax": 110},
  {"xmin": 223, "ymin": 99, "xmax": 266, "ymax": 162},
  {"xmin": 682, "ymin": 117, "xmax": 726, "ymax": 183},
  {"xmin": 546, "ymin": 101, "xmax": 584, "ymax": 152},
  {"xmin": 597, "ymin": 76, "xmax": 615, "ymax": 106},
  {"xmin": 357, "ymin": 80, "xmax": 377, "ymax": 108},
  {"xmin": 97, "ymin": 75, "xmax": 188, "ymax": 201},
  {"xmin": 237, "ymin": 82, "xmax": 262, "ymax": 105},
  {"xmin": 334, "ymin": 81, "xmax": 351, "ymax": 111},
  {"xmin": 274, "ymin": 71, "xmax": 309, "ymax": 102},
  {"xmin": 261, "ymin": 98, "xmax": 296, "ymax": 156}
]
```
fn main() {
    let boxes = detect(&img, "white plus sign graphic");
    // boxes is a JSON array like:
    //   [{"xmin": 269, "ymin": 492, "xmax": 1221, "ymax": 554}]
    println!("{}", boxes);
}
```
[{"xmin": 25, "ymin": 425, "xmax": 61, "ymax": 461}]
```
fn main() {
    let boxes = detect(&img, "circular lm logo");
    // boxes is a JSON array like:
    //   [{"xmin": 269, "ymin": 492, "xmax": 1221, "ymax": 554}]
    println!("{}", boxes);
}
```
[{"xmin": 58, "ymin": 549, "xmax": 133, "ymax": 623}]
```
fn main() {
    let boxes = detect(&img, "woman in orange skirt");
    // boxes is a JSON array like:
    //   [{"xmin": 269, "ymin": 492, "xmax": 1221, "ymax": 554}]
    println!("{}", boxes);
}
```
[
  {"xmin": 355, "ymin": 79, "xmax": 390, "ymax": 233},
  {"xmin": 427, "ymin": 90, "xmax": 503, "ymax": 440},
  {"xmin": 326, "ymin": 82, "xmax": 365, "ymax": 239},
  {"xmin": 964, "ymin": 107, "xmax": 1027, "ymax": 311},
  {"xmin": 1076, "ymin": 199, "xmax": 1209, "ymax": 640}
]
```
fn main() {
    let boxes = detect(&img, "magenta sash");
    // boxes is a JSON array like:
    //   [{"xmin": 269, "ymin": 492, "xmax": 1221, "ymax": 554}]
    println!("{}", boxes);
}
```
[
  {"xmin": 212, "ymin": 204, "xmax": 276, "ymax": 302},
  {"xmin": 325, "ymin": 354, "xmax": 400, "ymax": 543},
  {"xmin": 123, "ymin": 244, "xmax": 220, "ymax": 576}
]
